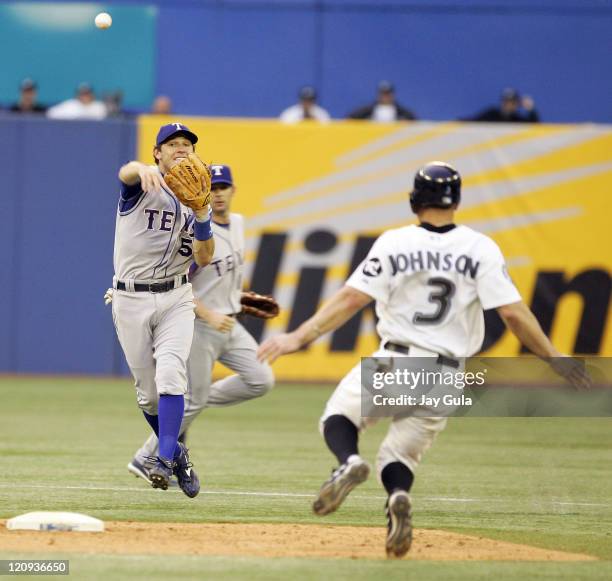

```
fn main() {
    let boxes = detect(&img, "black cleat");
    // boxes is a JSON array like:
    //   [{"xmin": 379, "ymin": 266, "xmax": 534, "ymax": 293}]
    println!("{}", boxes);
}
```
[
  {"xmin": 173, "ymin": 443, "xmax": 200, "ymax": 498},
  {"xmin": 149, "ymin": 457, "xmax": 174, "ymax": 491}
]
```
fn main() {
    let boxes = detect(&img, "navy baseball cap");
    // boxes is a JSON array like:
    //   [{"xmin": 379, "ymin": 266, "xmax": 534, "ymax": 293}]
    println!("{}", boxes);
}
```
[
  {"xmin": 77, "ymin": 82, "xmax": 94, "ymax": 94},
  {"xmin": 501, "ymin": 88, "xmax": 520, "ymax": 102},
  {"xmin": 20, "ymin": 78, "xmax": 36, "ymax": 91},
  {"xmin": 378, "ymin": 80, "xmax": 395, "ymax": 94},
  {"xmin": 156, "ymin": 122, "xmax": 198, "ymax": 146},
  {"xmin": 210, "ymin": 164, "xmax": 233, "ymax": 185},
  {"xmin": 299, "ymin": 86, "xmax": 317, "ymax": 100}
]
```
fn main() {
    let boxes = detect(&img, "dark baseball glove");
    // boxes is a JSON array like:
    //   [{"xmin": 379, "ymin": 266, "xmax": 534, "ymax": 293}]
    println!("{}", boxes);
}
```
[
  {"xmin": 164, "ymin": 153, "xmax": 212, "ymax": 211},
  {"xmin": 240, "ymin": 291, "xmax": 280, "ymax": 319}
]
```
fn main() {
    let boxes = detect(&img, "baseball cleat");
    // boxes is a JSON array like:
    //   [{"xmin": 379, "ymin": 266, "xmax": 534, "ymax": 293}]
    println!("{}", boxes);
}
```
[
  {"xmin": 312, "ymin": 455, "xmax": 370, "ymax": 516},
  {"xmin": 127, "ymin": 458, "xmax": 152, "ymax": 484},
  {"xmin": 129, "ymin": 456, "xmax": 179, "ymax": 488},
  {"xmin": 149, "ymin": 457, "xmax": 174, "ymax": 490},
  {"xmin": 173, "ymin": 443, "xmax": 200, "ymax": 498},
  {"xmin": 385, "ymin": 490, "xmax": 413, "ymax": 559}
]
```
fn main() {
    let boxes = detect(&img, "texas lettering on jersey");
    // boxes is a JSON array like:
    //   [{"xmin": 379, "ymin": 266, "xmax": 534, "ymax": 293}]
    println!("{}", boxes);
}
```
[
  {"xmin": 114, "ymin": 184, "xmax": 195, "ymax": 281},
  {"xmin": 142, "ymin": 206, "xmax": 195, "ymax": 258},
  {"xmin": 209, "ymin": 250, "xmax": 244, "ymax": 278},
  {"xmin": 190, "ymin": 213, "xmax": 246, "ymax": 315},
  {"xmin": 143, "ymin": 208, "xmax": 193, "ymax": 232}
]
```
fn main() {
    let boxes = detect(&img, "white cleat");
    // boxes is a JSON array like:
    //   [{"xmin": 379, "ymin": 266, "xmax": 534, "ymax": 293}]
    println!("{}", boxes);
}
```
[{"xmin": 312, "ymin": 456, "xmax": 370, "ymax": 516}]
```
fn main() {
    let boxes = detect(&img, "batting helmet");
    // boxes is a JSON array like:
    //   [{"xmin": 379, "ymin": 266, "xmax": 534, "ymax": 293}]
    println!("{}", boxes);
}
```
[{"xmin": 410, "ymin": 161, "xmax": 461, "ymax": 213}]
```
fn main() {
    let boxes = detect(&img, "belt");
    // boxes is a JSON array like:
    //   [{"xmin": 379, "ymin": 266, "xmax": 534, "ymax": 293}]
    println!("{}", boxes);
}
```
[
  {"xmin": 382, "ymin": 341, "xmax": 459, "ymax": 369},
  {"xmin": 116, "ymin": 275, "xmax": 187, "ymax": 293}
]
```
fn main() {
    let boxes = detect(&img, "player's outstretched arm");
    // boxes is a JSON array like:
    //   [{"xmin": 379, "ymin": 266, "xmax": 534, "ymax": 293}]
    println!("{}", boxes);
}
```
[
  {"xmin": 118, "ymin": 161, "xmax": 168, "ymax": 193},
  {"xmin": 257, "ymin": 285, "xmax": 372, "ymax": 363},
  {"xmin": 497, "ymin": 301, "xmax": 591, "ymax": 389},
  {"xmin": 497, "ymin": 301, "xmax": 559, "ymax": 359}
]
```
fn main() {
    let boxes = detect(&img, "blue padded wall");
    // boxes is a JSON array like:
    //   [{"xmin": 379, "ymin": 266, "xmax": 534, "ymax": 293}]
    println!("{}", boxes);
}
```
[{"xmin": 0, "ymin": 117, "xmax": 136, "ymax": 374}]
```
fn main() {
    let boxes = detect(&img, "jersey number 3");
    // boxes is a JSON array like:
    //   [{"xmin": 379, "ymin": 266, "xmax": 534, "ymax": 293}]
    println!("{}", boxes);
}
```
[{"xmin": 413, "ymin": 277, "xmax": 456, "ymax": 325}]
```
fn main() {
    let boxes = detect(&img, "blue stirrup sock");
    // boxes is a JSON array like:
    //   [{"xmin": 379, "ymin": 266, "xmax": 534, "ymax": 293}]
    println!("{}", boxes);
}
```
[
  {"xmin": 144, "ymin": 396, "xmax": 183, "ymax": 460},
  {"xmin": 158, "ymin": 394, "xmax": 184, "ymax": 460}
]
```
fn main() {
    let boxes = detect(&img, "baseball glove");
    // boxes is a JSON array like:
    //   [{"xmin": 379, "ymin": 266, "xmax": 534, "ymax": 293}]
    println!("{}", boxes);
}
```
[
  {"xmin": 164, "ymin": 153, "xmax": 212, "ymax": 211},
  {"xmin": 240, "ymin": 291, "xmax": 280, "ymax": 319}
]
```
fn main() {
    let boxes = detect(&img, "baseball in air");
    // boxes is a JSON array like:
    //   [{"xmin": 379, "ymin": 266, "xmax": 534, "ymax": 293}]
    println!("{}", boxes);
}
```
[{"xmin": 95, "ymin": 12, "xmax": 112, "ymax": 29}]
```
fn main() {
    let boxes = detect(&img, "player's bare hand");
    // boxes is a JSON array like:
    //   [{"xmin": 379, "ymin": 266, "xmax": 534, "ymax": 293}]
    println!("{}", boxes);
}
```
[
  {"xmin": 138, "ymin": 164, "xmax": 168, "ymax": 193},
  {"xmin": 103, "ymin": 287, "xmax": 114, "ymax": 306},
  {"xmin": 206, "ymin": 311, "xmax": 235, "ymax": 333},
  {"xmin": 257, "ymin": 333, "xmax": 302, "ymax": 363},
  {"xmin": 549, "ymin": 355, "xmax": 592, "ymax": 390}
]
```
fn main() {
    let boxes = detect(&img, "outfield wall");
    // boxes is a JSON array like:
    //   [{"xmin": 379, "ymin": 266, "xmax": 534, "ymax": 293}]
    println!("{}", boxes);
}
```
[
  {"xmin": 1, "ymin": 116, "xmax": 611, "ymax": 379},
  {"xmin": 0, "ymin": 117, "xmax": 135, "ymax": 375}
]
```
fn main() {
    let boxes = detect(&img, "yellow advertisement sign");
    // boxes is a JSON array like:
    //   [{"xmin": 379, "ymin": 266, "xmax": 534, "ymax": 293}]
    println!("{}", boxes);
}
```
[{"xmin": 138, "ymin": 117, "xmax": 612, "ymax": 381}]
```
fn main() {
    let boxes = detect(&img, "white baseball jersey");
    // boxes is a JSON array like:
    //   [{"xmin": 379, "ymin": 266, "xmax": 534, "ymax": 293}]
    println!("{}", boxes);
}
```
[
  {"xmin": 346, "ymin": 224, "xmax": 521, "ymax": 358},
  {"xmin": 113, "ymin": 168, "xmax": 195, "ymax": 281},
  {"xmin": 279, "ymin": 104, "xmax": 331, "ymax": 123},
  {"xmin": 189, "ymin": 213, "xmax": 245, "ymax": 314}
]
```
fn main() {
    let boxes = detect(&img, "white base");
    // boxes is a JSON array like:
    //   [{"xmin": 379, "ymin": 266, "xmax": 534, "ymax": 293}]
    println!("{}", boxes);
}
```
[{"xmin": 6, "ymin": 511, "xmax": 104, "ymax": 532}]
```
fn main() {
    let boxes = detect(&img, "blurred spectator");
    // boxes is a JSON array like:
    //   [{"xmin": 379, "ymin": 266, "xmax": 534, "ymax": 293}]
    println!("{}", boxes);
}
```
[
  {"xmin": 10, "ymin": 78, "xmax": 47, "ymax": 114},
  {"xmin": 279, "ymin": 86, "xmax": 331, "ymax": 123},
  {"xmin": 348, "ymin": 81, "xmax": 416, "ymax": 122},
  {"xmin": 468, "ymin": 88, "xmax": 540, "ymax": 123},
  {"xmin": 103, "ymin": 90, "xmax": 124, "ymax": 117},
  {"xmin": 47, "ymin": 82, "xmax": 107, "ymax": 120},
  {"xmin": 151, "ymin": 95, "xmax": 173, "ymax": 115}
]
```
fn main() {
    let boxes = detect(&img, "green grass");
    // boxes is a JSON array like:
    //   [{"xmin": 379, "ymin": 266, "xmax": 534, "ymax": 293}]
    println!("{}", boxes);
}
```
[
  {"xmin": 1, "ymin": 377, "xmax": 611, "ymax": 579},
  {"xmin": 1, "ymin": 554, "xmax": 611, "ymax": 581}
]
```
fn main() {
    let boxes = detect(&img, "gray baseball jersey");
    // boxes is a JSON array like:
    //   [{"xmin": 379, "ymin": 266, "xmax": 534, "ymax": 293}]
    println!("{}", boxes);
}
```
[
  {"xmin": 112, "ymin": 171, "xmax": 197, "ymax": 411},
  {"xmin": 113, "ymin": 166, "xmax": 195, "ymax": 282},
  {"xmin": 189, "ymin": 213, "xmax": 244, "ymax": 314}
]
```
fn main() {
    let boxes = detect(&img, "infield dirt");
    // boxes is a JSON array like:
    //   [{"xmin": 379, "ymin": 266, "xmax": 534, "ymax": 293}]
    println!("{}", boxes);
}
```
[{"xmin": 0, "ymin": 521, "xmax": 597, "ymax": 561}]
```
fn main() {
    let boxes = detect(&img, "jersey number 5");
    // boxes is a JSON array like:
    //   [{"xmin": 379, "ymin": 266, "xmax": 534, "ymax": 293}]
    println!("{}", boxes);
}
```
[
  {"xmin": 179, "ymin": 237, "xmax": 193, "ymax": 257},
  {"xmin": 413, "ymin": 277, "xmax": 455, "ymax": 325}
]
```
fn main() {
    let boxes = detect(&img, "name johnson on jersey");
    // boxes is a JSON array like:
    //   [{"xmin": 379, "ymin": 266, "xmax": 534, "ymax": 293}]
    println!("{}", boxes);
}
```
[{"xmin": 381, "ymin": 251, "xmax": 480, "ymax": 279}]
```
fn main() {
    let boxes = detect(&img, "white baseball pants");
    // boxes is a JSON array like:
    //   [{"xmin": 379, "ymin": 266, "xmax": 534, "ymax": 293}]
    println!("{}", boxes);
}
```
[{"xmin": 321, "ymin": 346, "xmax": 452, "ymax": 477}]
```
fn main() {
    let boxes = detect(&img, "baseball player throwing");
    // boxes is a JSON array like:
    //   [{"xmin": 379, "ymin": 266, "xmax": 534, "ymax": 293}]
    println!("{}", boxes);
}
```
[
  {"xmin": 112, "ymin": 123, "xmax": 214, "ymax": 498},
  {"xmin": 258, "ymin": 161, "xmax": 590, "ymax": 557},
  {"xmin": 127, "ymin": 164, "xmax": 275, "ymax": 476}
]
